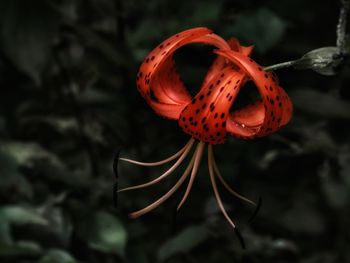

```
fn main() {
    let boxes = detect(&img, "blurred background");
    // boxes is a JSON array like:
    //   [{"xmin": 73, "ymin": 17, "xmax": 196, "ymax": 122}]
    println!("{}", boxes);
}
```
[{"xmin": 0, "ymin": 0, "xmax": 350, "ymax": 262}]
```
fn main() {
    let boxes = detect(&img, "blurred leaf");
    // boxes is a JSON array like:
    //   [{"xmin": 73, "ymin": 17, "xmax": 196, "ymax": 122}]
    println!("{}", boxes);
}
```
[
  {"xmin": 38, "ymin": 249, "xmax": 77, "ymax": 263},
  {"xmin": 127, "ymin": 245, "xmax": 149, "ymax": 263},
  {"xmin": 0, "ymin": 218, "xmax": 12, "ymax": 244},
  {"xmin": 0, "ymin": 151, "xmax": 33, "ymax": 199},
  {"xmin": 73, "ymin": 25, "xmax": 132, "ymax": 67},
  {"xmin": 77, "ymin": 211, "xmax": 127, "ymax": 257},
  {"xmin": 0, "ymin": 206, "xmax": 48, "ymax": 226},
  {"xmin": 0, "ymin": 116, "xmax": 5, "ymax": 134},
  {"xmin": 20, "ymin": 117, "xmax": 79, "ymax": 135},
  {"xmin": 281, "ymin": 195, "xmax": 325, "ymax": 235},
  {"xmin": 190, "ymin": 1, "xmax": 222, "ymax": 25},
  {"xmin": 0, "ymin": 0, "xmax": 62, "ymax": 85},
  {"xmin": 319, "ymin": 160, "xmax": 349, "ymax": 209},
  {"xmin": 227, "ymin": 8, "xmax": 286, "ymax": 53},
  {"xmin": 0, "ymin": 240, "xmax": 42, "ymax": 257},
  {"xmin": 158, "ymin": 225, "xmax": 209, "ymax": 261},
  {"xmin": 338, "ymin": 145, "xmax": 350, "ymax": 189},
  {"xmin": 291, "ymin": 88, "xmax": 350, "ymax": 119},
  {"xmin": 38, "ymin": 206, "xmax": 73, "ymax": 247},
  {"xmin": 0, "ymin": 141, "xmax": 64, "ymax": 168}
]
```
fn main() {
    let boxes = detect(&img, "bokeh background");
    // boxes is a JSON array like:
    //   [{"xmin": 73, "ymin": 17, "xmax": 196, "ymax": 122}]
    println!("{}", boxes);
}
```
[{"xmin": 0, "ymin": 0, "xmax": 350, "ymax": 262}]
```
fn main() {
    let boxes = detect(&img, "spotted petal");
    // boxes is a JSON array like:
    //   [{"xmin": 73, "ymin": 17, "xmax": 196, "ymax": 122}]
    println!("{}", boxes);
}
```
[
  {"xmin": 214, "ymin": 49, "xmax": 293, "ymax": 139},
  {"xmin": 136, "ymin": 27, "xmax": 230, "ymax": 119}
]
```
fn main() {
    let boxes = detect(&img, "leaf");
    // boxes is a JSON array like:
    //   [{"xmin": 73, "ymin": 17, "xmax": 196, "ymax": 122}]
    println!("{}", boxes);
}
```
[
  {"xmin": 280, "ymin": 195, "xmax": 325, "ymax": 235},
  {"xmin": 0, "ymin": 240, "xmax": 42, "ymax": 257},
  {"xmin": 158, "ymin": 225, "xmax": 209, "ymax": 261},
  {"xmin": 0, "ymin": 218, "xmax": 12, "ymax": 244},
  {"xmin": 0, "ymin": 206, "xmax": 48, "ymax": 226},
  {"xmin": 227, "ymin": 8, "xmax": 286, "ymax": 53},
  {"xmin": 38, "ymin": 249, "xmax": 77, "ymax": 263},
  {"xmin": 0, "ymin": 150, "xmax": 34, "ymax": 200},
  {"xmin": 0, "ymin": 141, "xmax": 64, "ymax": 168},
  {"xmin": 77, "ymin": 211, "xmax": 127, "ymax": 257},
  {"xmin": 0, "ymin": 0, "xmax": 61, "ymax": 85},
  {"xmin": 290, "ymin": 88, "xmax": 350, "ymax": 119}
]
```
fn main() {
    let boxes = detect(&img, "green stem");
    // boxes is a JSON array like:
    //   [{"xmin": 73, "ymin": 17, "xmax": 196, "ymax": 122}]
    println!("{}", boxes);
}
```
[{"xmin": 264, "ymin": 60, "xmax": 297, "ymax": 71}]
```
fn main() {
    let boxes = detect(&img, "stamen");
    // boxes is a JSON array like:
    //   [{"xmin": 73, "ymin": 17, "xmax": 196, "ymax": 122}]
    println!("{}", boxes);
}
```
[
  {"xmin": 177, "ymin": 142, "xmax": 205, "ymax": 211},
  {"xmin": 248, "ymin": 197, "xmax": 262, "ymax": 222},
  {"xmin": 118, "ymin": 139, "xmax": 195, "ymax": 192},
  {"xmin": 119, "ymin": 139, "xmax": 194, "ymax": 166},
  {"xmin": 208, "ymin": 145, "xmax": 236, "ymax": 229},
  {"xmin": 211, "ymin": 153, "xmax": 256, "ymax": 206},
  {"xmin": 128, "ymin": 147, "xmax": 198, "ymax": 219}
]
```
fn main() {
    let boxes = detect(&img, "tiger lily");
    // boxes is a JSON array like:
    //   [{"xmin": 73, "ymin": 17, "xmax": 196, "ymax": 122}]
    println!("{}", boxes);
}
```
[{"xmin": 118, "ymin": 27, "xmax": 292, "ymax": 230}]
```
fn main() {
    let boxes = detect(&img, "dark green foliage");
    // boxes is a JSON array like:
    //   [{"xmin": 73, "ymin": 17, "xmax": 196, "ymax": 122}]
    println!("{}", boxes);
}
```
[{"xmin": 0, "ymin": 0, "xmax": 349, "ymax": 262}]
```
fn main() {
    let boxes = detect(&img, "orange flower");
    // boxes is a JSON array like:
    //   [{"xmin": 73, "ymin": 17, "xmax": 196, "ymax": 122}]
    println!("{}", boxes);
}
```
[{"xmin": 119, "ymin": 27, "xmax": 292, "ymax": 230}]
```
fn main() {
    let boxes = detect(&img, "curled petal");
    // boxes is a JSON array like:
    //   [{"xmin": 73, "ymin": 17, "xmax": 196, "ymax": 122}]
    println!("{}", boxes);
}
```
[
  {"xmin": 214, "ymin": 49, "xmax": 293, "ymax": 139},
  {"xmin": 136, "ymin": 27, "xmax": 230, "ymax": 119}
]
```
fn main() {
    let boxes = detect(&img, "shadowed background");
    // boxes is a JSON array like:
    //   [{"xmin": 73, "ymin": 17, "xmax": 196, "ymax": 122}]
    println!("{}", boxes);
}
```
[{"xmin": 0, "ymin": 0, "xmax": 349, "ymax": 262}]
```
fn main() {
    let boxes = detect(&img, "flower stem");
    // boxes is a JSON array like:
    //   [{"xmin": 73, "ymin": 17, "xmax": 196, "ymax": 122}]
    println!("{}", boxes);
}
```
[{"xmin": 264, "ymin": 60, "xmax": 297, "ymax": 72}]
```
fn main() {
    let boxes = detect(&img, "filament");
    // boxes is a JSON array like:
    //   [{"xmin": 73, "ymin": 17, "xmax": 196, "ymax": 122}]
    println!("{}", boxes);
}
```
[
  {"xmin": 208, "ymin": 145, "xmax": 236, "ymax": 229},
  {"xmin": 118, "ymin": 139, "xmax": 195, "ymax": 192},
  {"xmin": 211, "ymin": 153, "xmax": 255, "ymax": 206},
  {"xmin": 177, "ymin": 142, "xmax": 205, "ymax": 211},
  {"xmin": 128, "ymin": 146, "xmax": 199, "ymax": 219},
  {"xmin": 119, "ymin": 139, "xmax": 194, "ymax": 167}
]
